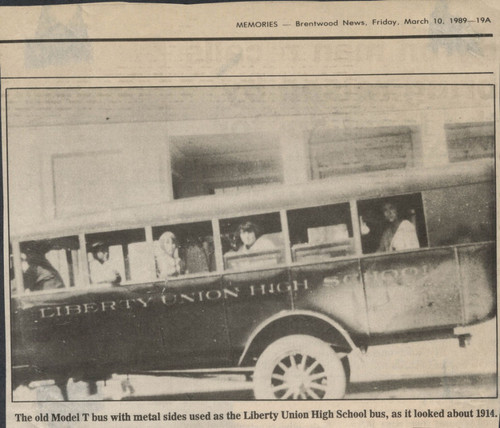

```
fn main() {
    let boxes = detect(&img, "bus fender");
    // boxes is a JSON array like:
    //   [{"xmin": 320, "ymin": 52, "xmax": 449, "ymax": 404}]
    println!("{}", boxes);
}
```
[{"xmin": 237, "ymin": 310, "xmax": 362, "ymax": 366}]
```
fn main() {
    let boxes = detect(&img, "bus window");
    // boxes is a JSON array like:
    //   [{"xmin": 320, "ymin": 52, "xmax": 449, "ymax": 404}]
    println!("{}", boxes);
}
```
[
  {"xmin": 357, "ymin": 194, "xmax": 427, "ymax": 254},
  {"xmin": 19, "ymin": 236, "xmax": 80, "ymax": 292},
  {"xmin": 152, "ymin": 221, "xmax": 215, "ymax": 278},
  {"xmin": 220, "ymin": 212, "xmax": 284, "ymax": 270},
  {"xmin": 86, "ymin": 228, "xmax": 148, "ymax": 285},
  {"xmin": 287, "ymin": 203, "xmax": 354, "ymax": 262}
]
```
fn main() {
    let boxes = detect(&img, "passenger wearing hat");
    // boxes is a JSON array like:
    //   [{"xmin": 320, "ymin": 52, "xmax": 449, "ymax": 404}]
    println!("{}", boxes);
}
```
[
  {"xmin": 89, "ymin": 241, "xmax": 122, "ymax": 285},
  {"xmin": 21, "ymin": 243, "xmax": 65, "ymax": 291}
]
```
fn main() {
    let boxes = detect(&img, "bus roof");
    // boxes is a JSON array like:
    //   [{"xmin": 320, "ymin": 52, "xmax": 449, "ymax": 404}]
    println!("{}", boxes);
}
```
[{"xmin": 9, "ymin": 159, "xmax": 494, "ymax": 241}]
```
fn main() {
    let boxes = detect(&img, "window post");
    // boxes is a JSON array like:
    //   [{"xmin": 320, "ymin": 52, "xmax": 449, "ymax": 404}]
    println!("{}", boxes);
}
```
[
  {"xmin": 350, "ymin": 200, "xmax": 363, "ymax": 256},
  {"xmin": 212, "ymin": 219, "xmax": 224, "ymax": 272},
  {"xmin": 280, "ymin": 210, "xmax": 292, "ymax": 265},
  {"xmin": 12, "ymin": 241, "xmax": 24, "ymax": 295},
  {"xmin": 78, "ymin": 234, "xmax": 90, "ymax": 287},
  {"xmin": 145, "ymin": 226, "xmax": 156, "ymax": 280}
]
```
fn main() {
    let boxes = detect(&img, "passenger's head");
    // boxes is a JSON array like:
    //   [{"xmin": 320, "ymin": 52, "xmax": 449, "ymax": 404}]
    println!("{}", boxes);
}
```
[
  {"xmin": 382, "ymin": 202, "xmax": 399, "ymax": 223},
  {"xmin": 159, "ymin": 231, "xmax": 178, "ymax": 257},
  {"xmin": 91, "ymin": 241, "xmax": 109, "ymax": 263},
  {"xmin": 22, "ymin": 243, "xmax": 48, "ymax": 266},
  {"xmin": 238, "ymin": 221, "xmax": 259, "ymax": 249}
]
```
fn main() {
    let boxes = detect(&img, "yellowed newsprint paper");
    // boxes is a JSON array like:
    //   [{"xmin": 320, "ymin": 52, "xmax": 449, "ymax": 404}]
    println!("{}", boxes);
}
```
[{"xmin": 1, "ymin": 0, "xmax": 499, "ymax": 427}]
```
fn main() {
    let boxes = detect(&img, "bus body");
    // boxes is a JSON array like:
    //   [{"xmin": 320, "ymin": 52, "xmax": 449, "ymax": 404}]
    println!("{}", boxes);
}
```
[{"xmin": 10, "ymin": 159, "xmax": 496, "ymax": 399}]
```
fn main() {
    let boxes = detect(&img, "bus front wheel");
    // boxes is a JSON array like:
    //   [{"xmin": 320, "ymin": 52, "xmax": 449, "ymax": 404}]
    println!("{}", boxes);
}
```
[{"xmin": 253, "ymin": 335, "xmax": 346, "ymax": 399}]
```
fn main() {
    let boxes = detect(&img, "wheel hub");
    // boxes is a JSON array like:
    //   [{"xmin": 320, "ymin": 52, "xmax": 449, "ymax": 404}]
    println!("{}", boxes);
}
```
[{"xmin": 272, "ymin": 353, "xmax": 328, "ymax": 399}]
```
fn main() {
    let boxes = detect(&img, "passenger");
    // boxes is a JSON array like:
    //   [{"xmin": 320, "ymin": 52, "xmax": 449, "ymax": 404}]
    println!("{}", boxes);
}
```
[
  {"xmin": 89, "ymin": 242, "xmax": 122, "ymax": 285},
  {"xmin": 21, "ymin": 247, "xmax": 65, "ymax": 292},
  {"xmin": 156, "ymin": 231, "xmax": 185, "ymax": 278},
  {"xmin": 221, "ymin": 232, "xmax": 240, "ymax": 256},
  {"xmin": 377, "ymin": 202, "xmax": 420, "ymax": 252},
  {"xmin": 236, "ymin": 221, "xmax": 276, "ymax": 253},
  {"xmin": 184, "ymin": 235, "xmax": 215, "ymax": 274},
  {"xmin": 202, "ymin": 236, "xmax": 216, "ymax": 272}
]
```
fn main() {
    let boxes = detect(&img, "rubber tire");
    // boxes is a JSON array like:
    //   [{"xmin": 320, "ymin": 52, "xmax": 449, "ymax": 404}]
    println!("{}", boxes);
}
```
[
  {"xmin": 253, "ymin": 335, "xmax": 346, "ymax": 399},
  {"xmin": 341, "ymin": 356, "xmax": 351, "ymax": 384}
]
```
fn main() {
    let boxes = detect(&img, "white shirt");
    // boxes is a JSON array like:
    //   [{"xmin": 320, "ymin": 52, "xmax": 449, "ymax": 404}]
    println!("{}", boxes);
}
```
[
  {"xmin": 89, "ymin": 259, "xmax": 121, "ymax": 284},
  {"xmin": 238, "ymin": 236, "xmax": 277, "ymax": 253},
  {"xmin": 390, "ymin": 220, "xmax": 420, "ymax": 251}
]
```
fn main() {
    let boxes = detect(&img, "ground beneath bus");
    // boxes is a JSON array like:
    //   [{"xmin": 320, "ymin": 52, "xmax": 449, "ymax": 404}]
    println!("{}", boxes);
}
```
[{"xmin": 14, "ymin": 320, "xmax": 496, "ymax": 401}]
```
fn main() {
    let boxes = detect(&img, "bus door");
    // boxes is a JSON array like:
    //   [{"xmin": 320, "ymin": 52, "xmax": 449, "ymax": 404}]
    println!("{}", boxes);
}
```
[{"xmin": 361, "ymin": 248, "xmax": 462, "ymax": 335}]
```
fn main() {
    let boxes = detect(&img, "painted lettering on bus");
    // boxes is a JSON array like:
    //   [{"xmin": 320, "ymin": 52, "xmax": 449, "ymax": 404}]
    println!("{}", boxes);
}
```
[
  {"xmin": 323, "ymin": 273, "xmax": 360, "ymax": 287},
  {"xmin": 36, "ymin": 281, "xmax": 309, "ymax": 319},
  {"xmin": 38, "ymin": 287, "xmax": 243, "ymax": 318},
  {"xmin": 40, "ymin": 300, "xmax": 121, "ymax": 318},
  {"xmin": 321, "ymin": 265, "xmax": 429, "ymax": 288},
  {"xmin": 364, "ymin": 265, "xmax": 429, "ymax": 284},
  {"xmin": 35, "ymin": 267, "xmax": 428, "ymax": 319},
  {"xmin": 250, "ymin": 280, "xmax": 308, "ymax": 296},
  {"xmin": 161, "ymin": 286, "xmax": 241, "ymax": 306}
]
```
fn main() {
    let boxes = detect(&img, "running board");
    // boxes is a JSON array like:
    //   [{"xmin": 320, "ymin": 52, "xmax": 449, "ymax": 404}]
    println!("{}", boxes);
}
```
[{"xmin": 132, "ymin": 367, "xmax": 254, "ymax": 377}]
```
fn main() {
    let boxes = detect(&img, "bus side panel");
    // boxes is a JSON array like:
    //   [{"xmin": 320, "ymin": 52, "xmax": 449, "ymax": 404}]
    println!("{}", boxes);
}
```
[
  {"xmin": 86, "ymin": 285, "xmax": 168, "ymax": 372},
  {"xmin": 363, "ymin": 248, "xmax": 462, "ymax": 335},
  {"xmin": 11, "ymin": 299, "xmax": 27, "ymax": 382},
  {"xmin": 12, "ymin": 278, "xmax": 232, "ymax": 382},
  {"xmin": 423, "ymin": 182, "xmax": 495, "ymax": 247},
  {"xmin": 156, "ymin": 275, "xmax": 231, "ymax": 368},
  {"xmin": 11, "ymin": 289, "xmax": 139, "ymax": 384},
  {"xmin": 223, "ymin": 268, "xmax": 292, "ymax": 362},
  {"xmin": 457, "ymin": 243, "xmax": 496, "ymax": 324},
  {"xmin": 291, "ymin": 260, "xmax": 369, "ymax": 336}
]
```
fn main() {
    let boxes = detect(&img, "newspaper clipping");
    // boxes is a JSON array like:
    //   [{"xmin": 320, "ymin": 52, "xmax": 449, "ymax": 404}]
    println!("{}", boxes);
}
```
[{"xmin": 1, "ymin": 0, "xmax": 499, "ymax": 426}]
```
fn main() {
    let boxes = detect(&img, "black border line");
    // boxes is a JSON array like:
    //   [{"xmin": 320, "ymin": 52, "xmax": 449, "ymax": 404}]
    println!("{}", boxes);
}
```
[
  {"xmin": 494, "ymin": 86, "xmax": 498, "ymax": 398},
  {"xmin": 0, "ymin": 72, "xmax": 495, "ymax": 80},
  {"xmin": 5, "ymin": 82, "xmax": 496, "ymax": 92},
  {"xmin": 3, "ymin": 80, "xmax": 498, "ymax": 403},
  {"xmin": 4, "ymin": 81, "xmax": 12, "ymax": 408},
  {"xmin": 0, "ymin": 64, "xmax": 5, "ymax": 428},
  {"xmin": 0, "ymin": 34, "xmax": 494, "ymax": 44}
]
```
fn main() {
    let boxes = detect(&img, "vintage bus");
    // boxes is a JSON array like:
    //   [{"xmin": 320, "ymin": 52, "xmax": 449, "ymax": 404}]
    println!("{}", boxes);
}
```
[{"xmin": 10, "ymin": 156, "xmax": 495, "ymax": 400}]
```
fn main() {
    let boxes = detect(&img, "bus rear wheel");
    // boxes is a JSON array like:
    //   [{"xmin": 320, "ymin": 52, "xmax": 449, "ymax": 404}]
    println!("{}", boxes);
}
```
[{"xmin": 253, "ymin": 335, "xmax": 346, "ymax": 399}]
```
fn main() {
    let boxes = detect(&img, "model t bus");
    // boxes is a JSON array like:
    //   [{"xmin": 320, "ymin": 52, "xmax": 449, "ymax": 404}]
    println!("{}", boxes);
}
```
[{"xmin": 10, "ymin": 156, "xmax": 495, "ymax": 400}]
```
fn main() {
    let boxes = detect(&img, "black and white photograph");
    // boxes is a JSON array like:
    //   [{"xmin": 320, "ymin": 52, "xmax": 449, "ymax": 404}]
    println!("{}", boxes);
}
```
[{"xmin": 6, "ymin": 83, "xmax": 495, "ymax": 402}]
